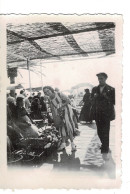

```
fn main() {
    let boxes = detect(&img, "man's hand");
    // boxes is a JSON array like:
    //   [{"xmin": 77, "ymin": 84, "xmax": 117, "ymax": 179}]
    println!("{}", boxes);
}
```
[
  {"xmin": 26, "ymin": 122, "xmax": 31, "ymax": 126},
  {"xmin": 94, "ymin": 93, "xmax": 98, "ymax": 98},
  {"xmin": 58, "ymin": 107, "xmax": 63, "ymax": 112},
  {"xmin": 102, "ymin": 92, "xmax": 109, "ymax": 100}
]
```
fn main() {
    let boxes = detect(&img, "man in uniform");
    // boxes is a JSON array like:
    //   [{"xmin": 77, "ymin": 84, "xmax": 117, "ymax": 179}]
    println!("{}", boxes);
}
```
[{"xmin": 91, "ymin": 73, "xmax": 115, "ymax": 160}]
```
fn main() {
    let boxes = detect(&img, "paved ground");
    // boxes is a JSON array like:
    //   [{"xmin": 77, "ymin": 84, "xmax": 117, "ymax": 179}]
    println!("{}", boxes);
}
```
[
  {"xmin": 8, "ymin": 121, "xmax": 116, "ymax": 179},
  {"xmin": 40, "ymin": 121, "xmax": 116, "ymax": 179}
]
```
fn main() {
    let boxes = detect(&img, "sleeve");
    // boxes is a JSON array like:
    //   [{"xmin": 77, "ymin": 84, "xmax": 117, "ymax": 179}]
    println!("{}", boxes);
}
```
[
  {"xmin": 58, "ymin": 92, "xmax": 71, "ymax": 104},
  {"xmin": 83, "ymin": 94, "xmax": 86, "ymax": 102},
  {"xmin": 91, "ymin": 87, "xmax": 97, "ymax": 106},
  {"xmin": 105, "ymin": 87, "xmax": 115, "ymax": 105},
  {"xmin": 91, "ymin": 87, "xmax": 96, "ymax": 99},
  {"xmin": 110, "ymin": 87, "xmax": 115, "ymax": 105}
]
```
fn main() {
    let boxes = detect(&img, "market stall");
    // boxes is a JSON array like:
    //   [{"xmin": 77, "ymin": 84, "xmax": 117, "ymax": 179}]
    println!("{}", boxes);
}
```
[{"xmin": 6, "ymin": 21, "xmax": 115, "ymax": 166}]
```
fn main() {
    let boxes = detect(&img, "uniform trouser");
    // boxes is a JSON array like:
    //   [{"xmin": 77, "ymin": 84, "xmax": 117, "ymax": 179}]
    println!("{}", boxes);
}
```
[{"xmin": 96, "ymin": 117, "xmax": 110, "ymax": 153}]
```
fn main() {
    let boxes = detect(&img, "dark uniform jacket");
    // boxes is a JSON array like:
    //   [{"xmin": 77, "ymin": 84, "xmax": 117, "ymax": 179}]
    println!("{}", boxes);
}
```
[{"xmin": 90, "ymin": 84, "xmax": 115, "ymax": 121}]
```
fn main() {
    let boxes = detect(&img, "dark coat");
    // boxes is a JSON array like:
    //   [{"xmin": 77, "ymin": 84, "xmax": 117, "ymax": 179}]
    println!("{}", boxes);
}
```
[
  {"xmin": 90, "ymin": 84, "xmax": 115, "ymax": 121},
  {"xmin": 79, "ymin": 93, "xmax": 91, "ymax": 122}
]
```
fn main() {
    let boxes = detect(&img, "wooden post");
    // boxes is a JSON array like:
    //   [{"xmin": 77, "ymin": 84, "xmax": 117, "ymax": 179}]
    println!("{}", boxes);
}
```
[
  {"xmin": 10, "ymin": 77, "xmax": 15, "ymax": 97},
  {"xmin": 10, "ymin": 76, "xmax": 15, "ymax": 84},
  {"xmin": 8, "ymin": 67, "xmax": 17, "ymax": 97}
]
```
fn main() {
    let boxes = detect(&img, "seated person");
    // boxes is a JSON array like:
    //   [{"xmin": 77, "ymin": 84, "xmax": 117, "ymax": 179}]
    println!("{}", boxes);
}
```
[
  {"xmin": 7, "ymin": 124, "xmax": 23, "ymax": 151},
  {"xmin": 31, "ymin": 97, "xmax": 42, "ymax": 119},
  {"xmin": 12, "ymin": 97, "xmax": 39, "ymax": 138},
  {"xmin": 40, "ymin": 96, "xmax": 47, "ymax": 112}
]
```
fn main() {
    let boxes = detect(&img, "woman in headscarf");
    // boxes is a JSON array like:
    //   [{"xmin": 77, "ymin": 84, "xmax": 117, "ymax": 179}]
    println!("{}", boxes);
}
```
[
  {"xmin": 79, "ymin": 89, "xmax": 92, "ymax": 123},
  {"xmin": 12, "ymin": 97, "xmax": 39, "ymax": 138},
  {"xmin": 43, "ymin": 86, "xmax": 77, "ymax": 151}
]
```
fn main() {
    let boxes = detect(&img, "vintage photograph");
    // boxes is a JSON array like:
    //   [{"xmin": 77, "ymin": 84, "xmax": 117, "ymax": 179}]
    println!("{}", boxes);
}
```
[{"xmin": 0, "ymin": 15, "xmax": 122, "ymax": 188}]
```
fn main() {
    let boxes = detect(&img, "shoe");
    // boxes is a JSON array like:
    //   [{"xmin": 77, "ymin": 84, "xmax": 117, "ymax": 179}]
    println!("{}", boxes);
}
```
[
  {"xmin": 66, "ymin": 140, "xmax": 70, "ymax": 147},
  {"xmin": 71, "ymin": 143, "xmax": 77, "ymax": 152},
  {"xmin": 57, "ymin": 143, "xmax": 66, "ymax": 151},
  {"xmin": 102, "ymin": 153, "xmax": 110, "ymax": 161}
]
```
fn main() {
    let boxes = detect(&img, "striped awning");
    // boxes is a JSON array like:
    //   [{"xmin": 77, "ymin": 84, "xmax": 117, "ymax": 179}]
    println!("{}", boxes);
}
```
[{"xmin": 7, "ymin": 22, "xmax": 115, "ymax": 69}]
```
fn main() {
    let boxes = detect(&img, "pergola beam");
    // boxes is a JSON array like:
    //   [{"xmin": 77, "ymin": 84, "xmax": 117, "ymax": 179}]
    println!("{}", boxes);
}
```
[{"xmin": 7, "ymin": 49, "xmax": 115, "ymax": 64}]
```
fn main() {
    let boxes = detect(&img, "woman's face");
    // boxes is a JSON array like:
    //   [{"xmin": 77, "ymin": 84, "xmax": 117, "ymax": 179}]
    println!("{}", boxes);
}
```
[{"xmin": 43, "ymin": 88, "xmax": 53, "ymax": 97}]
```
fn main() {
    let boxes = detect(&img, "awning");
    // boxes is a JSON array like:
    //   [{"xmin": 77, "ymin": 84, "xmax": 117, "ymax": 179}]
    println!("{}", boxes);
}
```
[
  {"xmin": 7, "ymin": 22, "xmax": 115, "ymax": 69},
  {"xmin": 7, "ymin": 83, "xmax": 23, "ymax": 90}
]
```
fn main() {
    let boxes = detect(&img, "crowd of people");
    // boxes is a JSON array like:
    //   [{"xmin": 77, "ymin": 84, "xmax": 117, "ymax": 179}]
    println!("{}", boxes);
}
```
[
  {"xmin": 7, "ymin": 90, "xmax": 47, "ymax": 119},
  {"xmin": 7, "ymin": 87, "xmax": 80, "ymax": 155},
  {"xmin": 7, "ymin": 72, "xmax": 115, "ymax": 162}
]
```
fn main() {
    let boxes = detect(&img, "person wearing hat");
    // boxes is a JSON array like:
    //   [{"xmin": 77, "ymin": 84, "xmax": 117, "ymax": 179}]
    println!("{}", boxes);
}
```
[
  {"xmin": 17, "ymin": 89, "xmax": 26, "ymax": 99},
  {"xmin": 91, "ymin": 73, "xmax": 115, "ymax": 160}
]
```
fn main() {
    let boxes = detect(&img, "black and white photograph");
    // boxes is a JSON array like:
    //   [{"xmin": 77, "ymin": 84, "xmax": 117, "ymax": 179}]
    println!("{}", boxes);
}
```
[{"xmin": 0, "ymin": 14, "xmax": 122, "ymax": 189}]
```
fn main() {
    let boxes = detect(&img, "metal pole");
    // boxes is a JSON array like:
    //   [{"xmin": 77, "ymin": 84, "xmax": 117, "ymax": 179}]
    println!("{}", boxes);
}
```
[
  {"xmin": 27, "ymin": 58, "xmax": 32, "ymax": 95},
  {"xmin": 40, "ymin": 62, "xmax": 43, "ymax": 92}
]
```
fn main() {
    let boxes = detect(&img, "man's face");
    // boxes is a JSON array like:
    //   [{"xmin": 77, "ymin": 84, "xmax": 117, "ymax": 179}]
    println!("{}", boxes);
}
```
[{"xmin": 98, "ymin": 75, "xmax": 107, "ymax": 86}]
